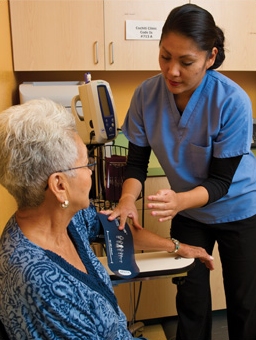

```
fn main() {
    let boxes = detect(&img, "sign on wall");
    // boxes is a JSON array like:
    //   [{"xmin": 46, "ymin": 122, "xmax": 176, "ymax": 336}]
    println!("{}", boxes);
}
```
[{"xmin": 126, "ymin": 20, "xmax": 164, "ymax": 40}]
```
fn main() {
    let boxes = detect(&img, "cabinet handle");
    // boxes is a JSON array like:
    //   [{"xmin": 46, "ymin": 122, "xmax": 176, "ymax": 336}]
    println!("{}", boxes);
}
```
[
  {"xmin": 94, "ymin": 41, "xmax": 99, "ymax": 65},
  {"xmin": 109, "ymin": 42, "xmax": 114, "ymax": 65}
]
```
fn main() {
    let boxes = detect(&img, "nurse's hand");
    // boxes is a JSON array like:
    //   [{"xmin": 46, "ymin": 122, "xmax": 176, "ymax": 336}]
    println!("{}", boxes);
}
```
[
  {"xmin": 147, "ymin": 189, "xmax": 180, "ymax": 221},
  {"xmin": 147, "ymin": 186, "xmax": 209, "ymax": 221},
  {"xmin": 100, "ymin": 196, "xmax": 143, "ymax": 230}
]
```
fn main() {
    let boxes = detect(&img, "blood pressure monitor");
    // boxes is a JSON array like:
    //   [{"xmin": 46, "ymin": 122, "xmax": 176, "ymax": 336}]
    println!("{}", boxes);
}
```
[{"xmin": 71, "ymin": 79, "xmax": 119, "ymax": 145}]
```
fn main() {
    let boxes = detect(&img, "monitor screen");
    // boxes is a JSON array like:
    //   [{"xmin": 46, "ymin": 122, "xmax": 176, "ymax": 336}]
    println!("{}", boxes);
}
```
[{"xmin": 98, "ymin": 85, "xmax": 111, "ymax": 117}]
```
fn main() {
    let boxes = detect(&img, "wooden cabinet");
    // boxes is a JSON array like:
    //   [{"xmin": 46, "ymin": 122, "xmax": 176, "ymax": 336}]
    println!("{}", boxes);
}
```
[
  {"xmin": 9, "ymin": 0, "xmax": 186, "ymax": 71},
  {"xmin": 10, "ymin": 0, "xmax": 256, "ymax": 71},
  {"xmin": 104, "ymin": 0, "xmax": 186, "ymax": 70},
  {"xmin": 191, "ymin": 0, "xmax": 256, "ymax": 71},
  {"xmin": 9, "ymin": 0, "xmax": 256, "ymax": 71},
  {"xmin": 9, "ymin": 0, "xmax": 105, "ymax": 71}
]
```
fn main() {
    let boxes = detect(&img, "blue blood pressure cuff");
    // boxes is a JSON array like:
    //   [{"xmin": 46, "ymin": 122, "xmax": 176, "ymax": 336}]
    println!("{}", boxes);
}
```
[{"xmin": 97, "ymin": 213, "xmax": 140, "ymax": 279}]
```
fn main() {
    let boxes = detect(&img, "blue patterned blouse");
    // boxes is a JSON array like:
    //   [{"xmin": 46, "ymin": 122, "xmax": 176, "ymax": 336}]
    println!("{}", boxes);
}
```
[{"xmin": 0, "ymin": 205, "xmax": 134, "ymax": 340}]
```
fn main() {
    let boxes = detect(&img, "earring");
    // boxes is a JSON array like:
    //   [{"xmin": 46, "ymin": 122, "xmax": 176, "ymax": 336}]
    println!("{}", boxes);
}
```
[{"xmin": 61, "ymin": 200, "xmax": 69, "ymax": 209}]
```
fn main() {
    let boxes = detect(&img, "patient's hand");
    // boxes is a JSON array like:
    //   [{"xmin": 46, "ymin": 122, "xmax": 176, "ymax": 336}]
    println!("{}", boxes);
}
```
[{"xmin": 178, "ymin": 243, "xmax": 214, "ymax": 270}]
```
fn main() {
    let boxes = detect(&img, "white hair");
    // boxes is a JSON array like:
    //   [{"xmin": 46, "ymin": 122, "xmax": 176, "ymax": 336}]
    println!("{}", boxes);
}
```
[{"xmin": 0, "ymin": 99, "xmax": 79, "ymax": 208}]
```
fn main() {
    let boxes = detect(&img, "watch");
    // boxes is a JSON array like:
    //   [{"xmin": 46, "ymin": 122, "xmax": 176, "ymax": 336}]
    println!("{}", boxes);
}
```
[{"xmin": 171, "ymin": 238, "xmax": 180, "ymax": 253}]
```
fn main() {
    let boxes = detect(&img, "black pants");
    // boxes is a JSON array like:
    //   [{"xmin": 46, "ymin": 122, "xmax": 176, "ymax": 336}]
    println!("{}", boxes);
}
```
[{"xmin": 171, "ymin": 213, "xmax": 256, "ymax": 340}]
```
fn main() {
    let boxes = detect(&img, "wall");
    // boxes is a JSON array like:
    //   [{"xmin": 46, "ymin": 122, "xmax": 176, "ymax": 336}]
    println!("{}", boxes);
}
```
[{"xmin": 0, "ymin": 0, "xmax": 17, "ymax": 233}]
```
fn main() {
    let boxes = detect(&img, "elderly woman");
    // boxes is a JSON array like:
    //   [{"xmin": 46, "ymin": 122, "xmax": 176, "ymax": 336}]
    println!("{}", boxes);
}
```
[{"xmin": 0, "ymin": 99, "xmax": 213, "ymax": 339}]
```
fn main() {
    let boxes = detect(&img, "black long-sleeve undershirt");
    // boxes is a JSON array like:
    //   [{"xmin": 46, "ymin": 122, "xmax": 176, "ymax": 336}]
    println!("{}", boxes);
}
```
[
  {"xmin": 200, "ymin": 155, "xmax": 242, "ymax": 204},
  {"xmin": 124, "ymin": 141, "xmax": 242, "ymax": 205}
]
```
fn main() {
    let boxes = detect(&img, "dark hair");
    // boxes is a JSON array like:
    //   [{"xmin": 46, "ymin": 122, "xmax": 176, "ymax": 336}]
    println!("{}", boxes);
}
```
[{"xmin": 160, "ymin": 4, "xmax": 225, "ymax": 69}]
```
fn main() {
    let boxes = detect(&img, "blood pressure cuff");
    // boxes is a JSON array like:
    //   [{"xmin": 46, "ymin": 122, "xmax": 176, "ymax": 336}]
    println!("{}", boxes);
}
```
[{"xmin": 97, "ymin": 213, "xmax": 140, "ymax": 279}]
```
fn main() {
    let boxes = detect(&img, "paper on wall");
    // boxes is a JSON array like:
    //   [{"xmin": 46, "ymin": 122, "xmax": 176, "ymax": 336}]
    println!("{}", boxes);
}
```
[{"xmin": 125, "ymin": 20, "xmax": 164, "ymax": 41}]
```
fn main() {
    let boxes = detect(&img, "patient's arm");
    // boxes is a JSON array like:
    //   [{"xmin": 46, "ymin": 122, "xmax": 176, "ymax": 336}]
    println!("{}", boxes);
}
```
[{"xmin": 130, "ymin": 225, "xmax": 214, "ymax": 271}]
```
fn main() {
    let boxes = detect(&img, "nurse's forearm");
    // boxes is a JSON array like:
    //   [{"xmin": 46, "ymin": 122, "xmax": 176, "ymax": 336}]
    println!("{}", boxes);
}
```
[
  {"xmin": 119, "ymin": 178, "xmax": 142, "ymax": 203},
  {"xmin": 177, "ymin": 186, "xmax": 209, "ymax": 211}
]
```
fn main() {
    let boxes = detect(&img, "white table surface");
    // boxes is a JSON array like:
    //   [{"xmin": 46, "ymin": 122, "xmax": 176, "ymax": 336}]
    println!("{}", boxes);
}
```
[{"xmin": 99, "ymin": 251, "xmax": 195, "ymax": 284}]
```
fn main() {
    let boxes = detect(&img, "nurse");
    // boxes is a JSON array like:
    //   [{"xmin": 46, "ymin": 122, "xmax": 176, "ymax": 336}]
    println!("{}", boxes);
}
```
[{"xmin": 108, "ymin": 3, "xmax": 256, "ymax": 340}]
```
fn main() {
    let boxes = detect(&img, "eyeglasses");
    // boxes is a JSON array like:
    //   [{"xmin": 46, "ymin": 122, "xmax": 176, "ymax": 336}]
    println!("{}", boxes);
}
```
[
  {"xmin": 45, "ymin": 158, "xmax": 97, "ymax": 190},
  {"xmin": 54, "ymin": 160, "xmax": 97, "ymax": 174}
]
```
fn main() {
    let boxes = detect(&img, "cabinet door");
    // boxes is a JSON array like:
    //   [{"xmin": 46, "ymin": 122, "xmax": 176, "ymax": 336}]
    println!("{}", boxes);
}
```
[
  {"xmin": 9, "ymin": 0, "xmax": 104, "ymax": 71},
  {"xmin": 104, "ymin": 0, "xmax": 188, "ymax": 71},
  {"xmin": 191, "ymin": 0, "xmax": 256, "ymax": 71}
]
